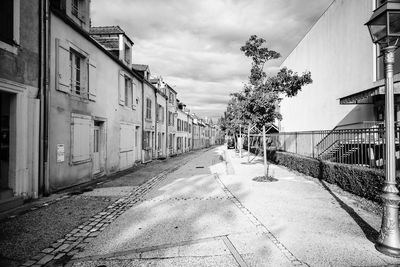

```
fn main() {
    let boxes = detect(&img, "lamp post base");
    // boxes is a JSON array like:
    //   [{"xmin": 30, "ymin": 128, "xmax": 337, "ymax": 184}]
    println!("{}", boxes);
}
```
[
  {"xmin": 375, "ymin": 243, "xmax": 400, "ymax": 258},
  {"xmin": 376, "ymin": 192, "xmax": 400, "ymax": 257}
]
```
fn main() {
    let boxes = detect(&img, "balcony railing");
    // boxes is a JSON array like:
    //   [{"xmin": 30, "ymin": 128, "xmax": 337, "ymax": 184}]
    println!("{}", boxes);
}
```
[{"xmin": 266, "ymin": 122, "xmax": 400, "ymax": 169}]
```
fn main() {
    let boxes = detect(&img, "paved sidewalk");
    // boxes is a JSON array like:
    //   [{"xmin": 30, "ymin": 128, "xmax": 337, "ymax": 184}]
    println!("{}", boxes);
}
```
[
  {"xmin": 20, "ymin": 146, "xmax": 400, "ymax": 266},
  {"xmin": 222, "ymin": 148, "xmax": 400, "ymax": 266},
  {"xmin": 0, "ymin": 149, "xmax": 206, "ymax": 267}
]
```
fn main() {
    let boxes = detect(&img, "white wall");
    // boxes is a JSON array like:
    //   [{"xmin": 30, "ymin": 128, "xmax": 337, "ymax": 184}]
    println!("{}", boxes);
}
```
[{"xmin": 280, "ymin": 0, "xmax": 375, "ymax": 132}]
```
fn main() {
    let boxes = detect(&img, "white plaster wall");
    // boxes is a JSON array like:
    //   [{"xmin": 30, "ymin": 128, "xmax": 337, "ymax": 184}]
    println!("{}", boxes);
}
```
[
  {"xmin": 49, "ymin": 14, "xmax": 141, "ymax": 190},
  {"xmin": 280, "ymin": 0, "xmax": 375, "ymax": 132}
]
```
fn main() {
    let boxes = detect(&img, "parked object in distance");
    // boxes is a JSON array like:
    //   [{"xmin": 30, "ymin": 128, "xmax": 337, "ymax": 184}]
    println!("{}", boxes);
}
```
[{"xmin": 227, "ymin": 137, "xmax": 235, "ymax": 149}]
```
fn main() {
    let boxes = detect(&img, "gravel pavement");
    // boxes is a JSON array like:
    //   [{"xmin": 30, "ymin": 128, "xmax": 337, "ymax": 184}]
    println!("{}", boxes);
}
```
[
  {"xmin": 0, "ymin": 149, "xmax": 206, "ymax": 267},
  {"xmin": 3, "ymin": 146, "xmax": 400, "ymax": 266}
]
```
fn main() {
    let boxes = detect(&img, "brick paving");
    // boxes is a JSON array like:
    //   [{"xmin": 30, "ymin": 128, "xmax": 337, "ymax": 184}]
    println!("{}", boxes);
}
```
[{"xmin": 20, "ymin": 154, "xmax": 199, "ymax": 267}]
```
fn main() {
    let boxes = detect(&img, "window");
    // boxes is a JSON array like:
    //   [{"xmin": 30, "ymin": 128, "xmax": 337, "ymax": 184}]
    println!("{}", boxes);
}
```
[
  {"xmin": 124, "ymin": 77, "xmax": 133, "ymax": 107},
  {"xmin": 157, "ymin": 105, "xmax": 164, "ymax": 122},
  {"xmin": 70, "ymin": 49, "xmax": 86, "ymax": 96},
  {"xmin": 72, "ymin": 0, "xmax": 79, "ymax": 17},
  {"xmin": 0, "ymin": 0, "xmax": 14, "ymax": 46},
  {"xmin": 169, "ymin": 92, "xmax": 174, "ymax": 104},
  {"xmin": 168, "ymin": 111, "xmax": 175, "ymax": 126},
  {"xmin": 0, "ymin": 0, "xmax": 19, "ymax": 53},
  {"xmin": 56, "ymin": 39, "xmax": 96, "ymax": 99},
  {"xmin": 71, "ymin": 0, "xmax": 86, "ymax": 22},
  {"xmin": 124, "ymin": 44, "xmax": 131, "ymax": 64},
  {"xmin": 146, "ymin": 98, "xmax": 152, "ymax": 120}
]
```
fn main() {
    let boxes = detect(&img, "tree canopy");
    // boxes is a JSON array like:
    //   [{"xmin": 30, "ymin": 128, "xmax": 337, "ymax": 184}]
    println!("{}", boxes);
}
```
[{"xmin": 220, "ymin": 35, "xmax": 313, "ymax": 133}]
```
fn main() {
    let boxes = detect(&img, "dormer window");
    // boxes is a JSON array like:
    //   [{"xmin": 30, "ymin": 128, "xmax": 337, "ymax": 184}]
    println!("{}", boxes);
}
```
[
  {"xmin": 71, "ymin": 0, "xmax": 79, "ymax": 17},
  {"xmin": 124, "ymin": 43, "xmax": 131, "ymax": 64}
]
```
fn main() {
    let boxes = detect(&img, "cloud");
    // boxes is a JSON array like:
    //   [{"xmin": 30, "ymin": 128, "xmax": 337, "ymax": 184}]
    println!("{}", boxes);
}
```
[{"xmin": 91, "ymin": 0, "xmax": 333, "ymax": 118}]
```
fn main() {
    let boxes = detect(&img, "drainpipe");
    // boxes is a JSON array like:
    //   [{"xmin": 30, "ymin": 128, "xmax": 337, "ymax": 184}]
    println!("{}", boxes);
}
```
[
  {"xmin": 141, "ymin": 79, "xmax": 144, "ymax": 163},
  {"xmin": 154, "ymin": 88, "xmax": 157, "ymax": 159},
  {"xmin": 38, "ymin": 0, "xmax": 50, "ymax": 197},
  {"xmin": 165, "ymin": 94, "xmax": 168, "ymax": 158}
]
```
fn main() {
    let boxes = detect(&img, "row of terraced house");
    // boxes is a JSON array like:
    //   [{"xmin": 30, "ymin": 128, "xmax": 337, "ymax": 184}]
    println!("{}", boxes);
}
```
[{"xmin": 0, "ymin": 0, "xmax": 222, "ymax": 211}]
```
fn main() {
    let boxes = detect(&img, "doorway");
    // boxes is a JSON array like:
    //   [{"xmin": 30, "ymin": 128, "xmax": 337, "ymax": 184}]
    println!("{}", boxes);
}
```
[
  {"xmin": 0, "ymin": 92, "xmax": 10, "ymax": 198},
  {"xmin": 92, "ymin": 121, "xmax": 104, "ymax": 175},
  {"xmin": 135, "ymin": 126, "xmax": 140, "ymax": 162}
]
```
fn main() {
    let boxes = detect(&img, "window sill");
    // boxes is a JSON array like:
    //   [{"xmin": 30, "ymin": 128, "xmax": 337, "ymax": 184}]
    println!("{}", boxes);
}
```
[
  {"xmin": 145, "ymin": 118, "xmax": 152, "ymax": 122},
  {"xmin": 70, "ymin": 94, "xmax": 89, "ymax": 103},
  {"xmin": 70, "ymin": 158, "xmax": 91, "ymax": 165},
  {"xmin": 0, "ymin": 41, "xmax": 18, "ymax": 55}
]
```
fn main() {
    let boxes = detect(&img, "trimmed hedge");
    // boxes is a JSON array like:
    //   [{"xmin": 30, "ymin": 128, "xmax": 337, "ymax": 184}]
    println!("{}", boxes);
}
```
[{"xmin": 265, "ymin": 149, "xmax": 399, "ymax": 203}]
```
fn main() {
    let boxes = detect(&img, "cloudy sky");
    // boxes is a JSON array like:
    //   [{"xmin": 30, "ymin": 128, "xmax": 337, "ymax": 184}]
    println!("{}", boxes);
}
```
[{"xmin": 91, "ymin": 0, "xmax": 333, "ymax": 120}]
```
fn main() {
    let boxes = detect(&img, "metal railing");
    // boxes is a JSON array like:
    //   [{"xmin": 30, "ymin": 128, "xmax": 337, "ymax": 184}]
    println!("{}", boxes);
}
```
[{"xmin": 267, "ymin": 124, "xmax": 400, "ymax": 169}]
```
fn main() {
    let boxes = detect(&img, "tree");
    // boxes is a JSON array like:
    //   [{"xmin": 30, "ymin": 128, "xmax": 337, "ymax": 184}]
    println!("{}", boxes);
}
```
[{"xmin": 221, "ymin": 35, "xmax": 312, "ymax": 132}]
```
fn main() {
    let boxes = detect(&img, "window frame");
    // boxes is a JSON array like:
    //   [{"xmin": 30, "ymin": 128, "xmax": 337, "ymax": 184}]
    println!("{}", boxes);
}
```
[
  {"xmin": 146, "ymin": 98, "xmax": 152, "ymax": 120},
  {"xmin": 69, "ymin": 48, "xmax": 88, "ymax": 97},
  {"xmin": 0, "ymin": 0, "xmax": 20, "ymax": 54},
  {"xmin": 124, "ymin": 76, "xmax": 133, "ymax": 107}
]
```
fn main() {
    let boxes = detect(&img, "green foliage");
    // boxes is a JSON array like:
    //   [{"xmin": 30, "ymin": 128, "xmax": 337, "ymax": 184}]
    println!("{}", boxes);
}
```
[
  {"xmin": 220, "ymin": 35, "xmax": 313, "ymax": 133},
  {"xmin": 266, "ymin": 150, "xmax": 396, "ymax": 203}
]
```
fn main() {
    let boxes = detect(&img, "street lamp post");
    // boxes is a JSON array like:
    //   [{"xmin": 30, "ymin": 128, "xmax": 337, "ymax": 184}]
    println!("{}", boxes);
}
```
[{"xmin": 366, "ymin": 0, "xmax": 400, "ymax": 257}]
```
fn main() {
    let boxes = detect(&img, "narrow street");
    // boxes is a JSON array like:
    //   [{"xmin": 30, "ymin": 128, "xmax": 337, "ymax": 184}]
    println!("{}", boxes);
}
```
[{"xmin": 3, "ymin": 146, "xmax": 400, "ymax": 266}]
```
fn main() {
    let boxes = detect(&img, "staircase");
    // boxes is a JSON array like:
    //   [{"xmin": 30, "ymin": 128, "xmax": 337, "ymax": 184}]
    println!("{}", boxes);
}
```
[{"xmin": 319, "ymin": 141, "xmax": 363, "ymax": 165}]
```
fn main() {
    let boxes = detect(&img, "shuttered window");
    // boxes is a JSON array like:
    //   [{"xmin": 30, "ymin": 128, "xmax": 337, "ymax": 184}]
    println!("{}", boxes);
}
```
[
  {"xmin": 146, "ymin": 98, "xmax": 152, "ymax": 120},
  {"xmin": 71, "ymin": 114, "xmax": 92, "ymax": 163},
  {"xmin": 120, "ymin": 123, "xmax": 135, "ymax": 152},
  {"xmin": 56, "ymin": 39, "xmax": 94, "ymax": 100}
]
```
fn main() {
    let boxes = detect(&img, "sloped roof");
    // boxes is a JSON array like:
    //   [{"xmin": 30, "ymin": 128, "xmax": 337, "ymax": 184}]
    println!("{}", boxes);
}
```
[
  {"xmin": 90, "ymin": 25, "xmax": 134, "ymax": 44},
  {"xmin": 90, "ymin": 26, "xmax": 124, "ymax": 35},
  {"xmin": 91, "ymin": 37, "xmax": 119, "ymax": 50},
  {"xmin": 132, "ymin": 64, "xmax": 149, "ymax": 72}
]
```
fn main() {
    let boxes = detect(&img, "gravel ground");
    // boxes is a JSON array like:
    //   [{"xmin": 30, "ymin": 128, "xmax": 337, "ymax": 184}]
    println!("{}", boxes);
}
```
[
  {"xmin": 0, "ymin": 195, "xmax": 115, "ymax": 267},
  {"xmin": 0, "ymin": 148, "xmax": 208, "ymax": 267}
]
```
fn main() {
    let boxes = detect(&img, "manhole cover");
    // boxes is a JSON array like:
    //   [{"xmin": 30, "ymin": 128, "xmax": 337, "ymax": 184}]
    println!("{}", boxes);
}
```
[{"xmin": 252, "ymin": 176, "xmax": 278, "ymax": 182}]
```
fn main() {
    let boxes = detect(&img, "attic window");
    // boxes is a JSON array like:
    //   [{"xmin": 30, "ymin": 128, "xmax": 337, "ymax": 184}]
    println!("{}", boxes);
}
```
[
  {"xmin": 124, "ymin": 44, "xmax": 130, "ymax": 64},
  {"xmin": 72, "ymin": 0, "xmax": 79, "ymax": 17}
]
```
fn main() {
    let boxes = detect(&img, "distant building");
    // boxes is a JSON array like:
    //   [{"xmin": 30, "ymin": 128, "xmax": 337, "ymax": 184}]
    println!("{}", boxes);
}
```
[
  {"xmin": 166, "ymin": 84, "xmax": 178, "ymax": 156},
  {"xmin": 150, "ymin": 77, "xmax": 168, "ymax": 159}
]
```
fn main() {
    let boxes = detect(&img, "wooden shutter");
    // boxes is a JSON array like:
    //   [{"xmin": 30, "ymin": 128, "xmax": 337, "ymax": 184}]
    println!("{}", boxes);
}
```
[
  {"xmin": 56, "ymin": 38, "xmax": 71, "ymax": 93},
  {"xmin": 71, "ymin": 115, "xmax": 91, "ymax": 162},
  {"xmin": 88, "ymin": 57, "xmax": 97, "ymax": 101},
  {"xmin": 119, "ymin": 70, "xmax": 125, "ymax": 106},
  {"xmin": 131, "ymin": 81, "xmax": 136, "ymax": 109}
]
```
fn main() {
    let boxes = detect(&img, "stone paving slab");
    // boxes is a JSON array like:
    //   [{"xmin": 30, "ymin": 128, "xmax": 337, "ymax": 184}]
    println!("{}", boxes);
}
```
[
  {"xmin": 223, "ymin": 149, "xmax": 400, "ymax": 266},
  {"xmin": 81, "ymin": 186, "xmax": 137, "ymax": 197},
  {"xmin": 71, "ymin": 254, "xmax": 238, "ymax": 267},
  {"xmin": 20, "ymin": 156, "xmax": 194, "ymax": 267}
]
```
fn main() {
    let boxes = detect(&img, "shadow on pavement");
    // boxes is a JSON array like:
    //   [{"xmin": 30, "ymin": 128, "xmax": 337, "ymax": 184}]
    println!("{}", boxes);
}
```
[
  {"xmin": 71, "ymin": 147, "xmax": 261, "ymax": 265},
  {"xmin": 317, "ymin": 179, "xmax": 379, "ymax": 244}
]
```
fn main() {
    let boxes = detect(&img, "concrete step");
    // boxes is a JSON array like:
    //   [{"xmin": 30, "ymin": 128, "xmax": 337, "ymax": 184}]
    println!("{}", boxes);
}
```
[{"xmin": 0, "ymin": 196, "xmax": 24, "ymax": 212}]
